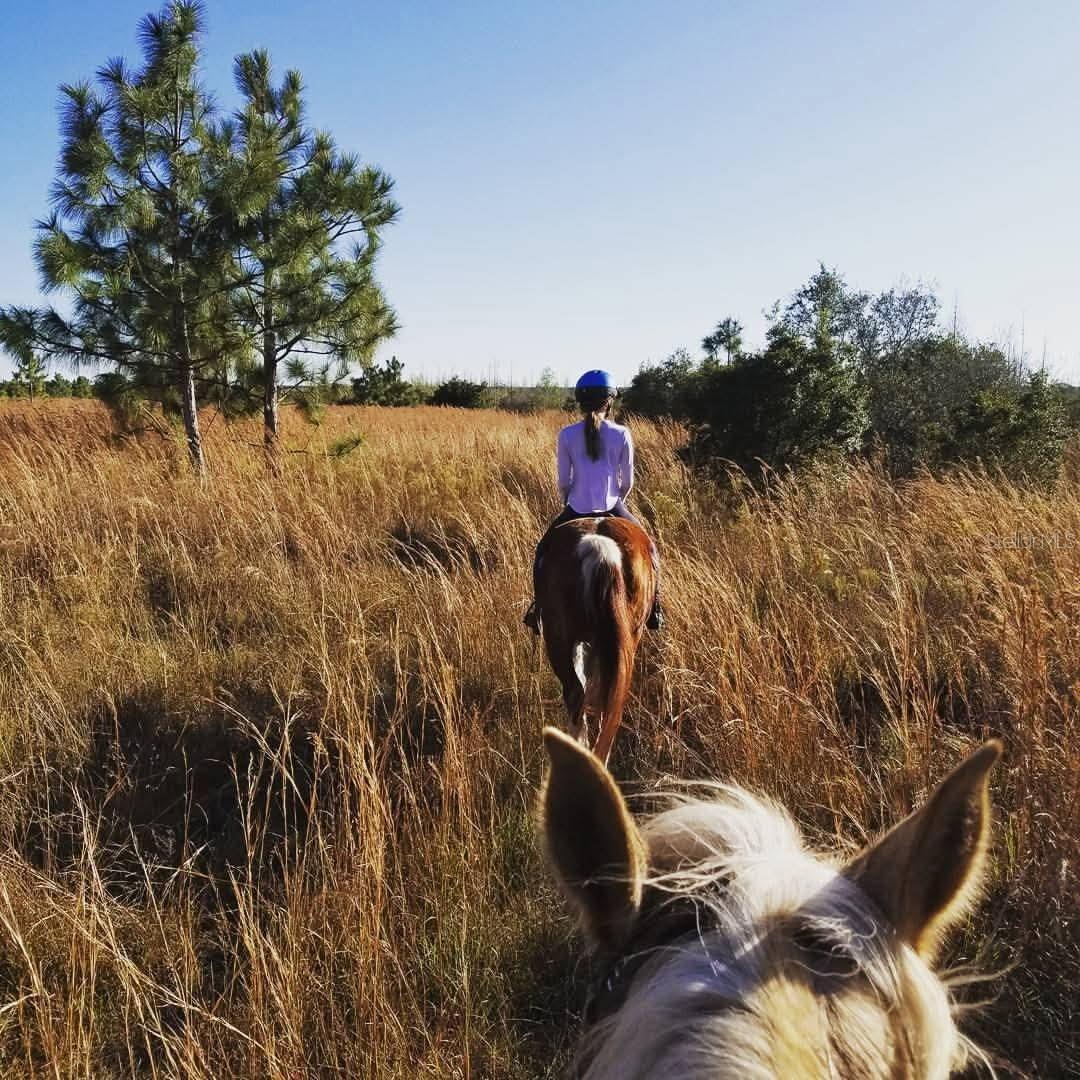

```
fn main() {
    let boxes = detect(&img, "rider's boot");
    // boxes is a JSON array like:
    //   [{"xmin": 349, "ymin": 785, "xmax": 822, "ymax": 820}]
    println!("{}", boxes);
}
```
[{"xmin": 524, "ymin": 600, "xmax": 541, "ymax": 635}]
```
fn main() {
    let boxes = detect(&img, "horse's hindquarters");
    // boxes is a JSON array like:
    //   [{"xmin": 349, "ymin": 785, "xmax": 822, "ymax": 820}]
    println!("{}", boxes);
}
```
[{"xmin": 536, "ymin": 517, "xmax": 654, "ymax": 759}]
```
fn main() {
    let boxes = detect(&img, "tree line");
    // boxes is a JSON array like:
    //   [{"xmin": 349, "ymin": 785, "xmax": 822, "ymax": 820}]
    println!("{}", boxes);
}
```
[
  {"xmin": 622, "ymin": 266, "xmax": 1074, "ymax": 485},
  {"xmin": 0, "ymin": 1, "xmax": 397, "ymax": 471},
  {"xmin": 0, "ymin": 354, "xmax": 567, "ymax": 415},
  {"xmin": 349, "ymin": 362, "xmax": 567, "ymax": 412}
]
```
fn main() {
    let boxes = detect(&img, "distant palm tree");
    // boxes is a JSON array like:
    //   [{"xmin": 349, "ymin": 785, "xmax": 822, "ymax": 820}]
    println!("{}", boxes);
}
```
[{"xmin": 702, "ymin": 317, "xmax": 743, "ymax": 364}]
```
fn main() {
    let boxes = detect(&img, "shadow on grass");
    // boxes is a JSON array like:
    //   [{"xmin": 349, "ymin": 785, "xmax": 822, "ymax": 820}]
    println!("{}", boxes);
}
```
[
  {"xmin": 17, "ymin": 684, "xmax": 333, "ymax": 904},
  {"xmin": 388, "ymin": 519, "xmax": 500, "ymax": 575}
]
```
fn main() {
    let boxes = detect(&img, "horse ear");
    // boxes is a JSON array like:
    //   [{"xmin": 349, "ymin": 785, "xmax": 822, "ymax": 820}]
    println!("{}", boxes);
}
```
[
  {"xmin": 845, "ymin": 740, "xmax": 1002, "ymax": 961},
  {"xmin": 540, "ymin": 726, "xmax": 646, "ymax": 952}
]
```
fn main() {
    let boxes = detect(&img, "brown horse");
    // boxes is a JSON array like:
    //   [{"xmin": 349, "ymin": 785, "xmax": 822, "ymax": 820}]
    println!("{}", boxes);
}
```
[
  {"xmin": 541, "ymin": 727, "xmax": 1002, "ymax": 1078},
  {"xmin": 534, "ymin": 516, "xmax": 656, "ymax": 762}
]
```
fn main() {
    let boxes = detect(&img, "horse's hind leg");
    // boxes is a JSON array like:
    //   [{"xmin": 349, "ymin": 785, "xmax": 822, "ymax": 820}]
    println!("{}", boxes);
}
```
[
  {"xmin": 544, "ymin": 632, "xmax": 585, "ymax": 740},
  {"xmin": 564, "ymin": 681, "xmax": 586, "ymax": 742}
]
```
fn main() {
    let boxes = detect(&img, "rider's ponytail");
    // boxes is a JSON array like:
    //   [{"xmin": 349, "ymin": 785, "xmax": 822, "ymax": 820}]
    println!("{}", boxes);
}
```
[{"xmin": 583, "ymin": 395, "xmax": 613, "ymax": 461}]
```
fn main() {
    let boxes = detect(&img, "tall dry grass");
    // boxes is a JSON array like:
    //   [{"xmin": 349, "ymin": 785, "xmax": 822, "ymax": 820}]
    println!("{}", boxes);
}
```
[{"xmin": 0, "ymin": 399, "xmax": 1074, "ymax": 1078}]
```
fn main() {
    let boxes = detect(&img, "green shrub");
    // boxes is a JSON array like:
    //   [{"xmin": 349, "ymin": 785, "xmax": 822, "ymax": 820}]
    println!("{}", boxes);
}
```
[
  {"xmin": 684, "ymin": 327, "xmax": 866, "ymax": 479},
  {"xmin": 938, "ymin": 370, "xmax": 1068, "ymax": 484},
  {"xmin": 431, "ymin": 376, "xmax": 488, "ymax": 409},
  {"xmin": 352, "ymin": 357, "xmax": 431, "ymax": 406},
  {"xmin": 620, "ymin": 348, "xmax": 700, "ymax": 419}
]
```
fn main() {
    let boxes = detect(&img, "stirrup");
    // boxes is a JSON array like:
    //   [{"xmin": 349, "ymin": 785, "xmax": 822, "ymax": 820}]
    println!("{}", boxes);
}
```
[{"xmin": 524, "ymin": 601, "xmax": 541, "ymax": 635}]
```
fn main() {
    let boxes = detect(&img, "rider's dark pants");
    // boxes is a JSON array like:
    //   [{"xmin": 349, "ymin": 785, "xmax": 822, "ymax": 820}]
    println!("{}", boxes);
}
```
[{"xmin": 550, "ymin": 497, "xmax": 641, "ymax": 531}]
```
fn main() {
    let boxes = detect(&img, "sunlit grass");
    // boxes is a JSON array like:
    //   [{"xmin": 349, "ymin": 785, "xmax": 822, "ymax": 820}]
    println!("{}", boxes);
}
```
[{"xmin": 0, "ymin": 400, "xmax": 1074, "ymax": 1077}]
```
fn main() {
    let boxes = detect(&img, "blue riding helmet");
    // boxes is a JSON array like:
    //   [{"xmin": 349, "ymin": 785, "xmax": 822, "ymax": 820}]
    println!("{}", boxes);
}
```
[{"xmin": 575, "ymin": 369, "xmax": 618, "ymax": 399}]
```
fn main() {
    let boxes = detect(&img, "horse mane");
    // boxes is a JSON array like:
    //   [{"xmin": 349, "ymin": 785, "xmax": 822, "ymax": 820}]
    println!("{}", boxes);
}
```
[{"xmin": 573, "ymin": 787, "xmax": 989, "ymax": 1079}]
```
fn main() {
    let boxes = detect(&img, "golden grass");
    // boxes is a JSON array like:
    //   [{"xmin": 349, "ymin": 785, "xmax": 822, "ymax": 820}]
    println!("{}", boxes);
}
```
[{"xmin": 0, "ymin": 399, "xmax": 1075, "ymax": 1078}]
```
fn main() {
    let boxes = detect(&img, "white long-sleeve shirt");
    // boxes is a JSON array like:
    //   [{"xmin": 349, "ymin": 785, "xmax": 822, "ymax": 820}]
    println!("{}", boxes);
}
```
[{"xmin": 557, "ymin": 419, "xmax": 634, "ymax": 513}]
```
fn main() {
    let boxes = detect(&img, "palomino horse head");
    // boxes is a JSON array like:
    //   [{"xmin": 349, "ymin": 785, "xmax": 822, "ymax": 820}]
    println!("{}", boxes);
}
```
[
  {"xmin": 540, "ymin": 728, "xmax": 1001, "ymax": 1079},
  {"xmin": 535, "ymin": 518, "xmax": 656, "ymax": 762}
]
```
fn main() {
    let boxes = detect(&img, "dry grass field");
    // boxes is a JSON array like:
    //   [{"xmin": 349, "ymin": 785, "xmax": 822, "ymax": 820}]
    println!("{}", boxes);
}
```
[{"xmin": 0, "ymin": 399, "xmax": 1075, "ymax": 1078}]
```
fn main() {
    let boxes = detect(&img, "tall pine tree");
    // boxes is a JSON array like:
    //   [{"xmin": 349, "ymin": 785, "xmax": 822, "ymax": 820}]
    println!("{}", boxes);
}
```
[
  {"xmin": 0, "ymin": 4, "xmax": 401, "ymax": 468},
  {"xmin": 225, "ymin": 50, "xmax": 400, "ymax": 457},
  {"xmin": 0, "ymin": 2, "xmax": 243, "ymax": 471}
]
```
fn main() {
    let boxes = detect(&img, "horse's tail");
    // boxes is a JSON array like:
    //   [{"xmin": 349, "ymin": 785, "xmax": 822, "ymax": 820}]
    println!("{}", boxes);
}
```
[{"xmin": 578, "ymin": 534, "xmax": 634, "ymax": 762}]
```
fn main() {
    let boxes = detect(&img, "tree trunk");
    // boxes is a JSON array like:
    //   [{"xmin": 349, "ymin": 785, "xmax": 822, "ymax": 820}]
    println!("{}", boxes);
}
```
[
  {"xmin": 180, "ymin": 362, "xmax": 205, "ymax": 473},
  {"xmin": 174, "ymin": 283, "xmax": 204, "ymax": 474},
  {"xmin": 262, "ymin": 287, "xmax": 279, "ymax": 465}
]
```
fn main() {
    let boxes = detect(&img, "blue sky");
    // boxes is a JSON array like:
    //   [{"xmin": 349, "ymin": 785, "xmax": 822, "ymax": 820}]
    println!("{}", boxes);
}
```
[{"xmin": 1, "ymin": 1, "xmax": 1077, "ymax": 384}]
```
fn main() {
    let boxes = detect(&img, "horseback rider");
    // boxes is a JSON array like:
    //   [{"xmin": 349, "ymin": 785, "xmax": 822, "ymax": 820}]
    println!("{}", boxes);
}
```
[{"xmin": 524, "ymin": 369, "xmax": 663, "ymax": 634}]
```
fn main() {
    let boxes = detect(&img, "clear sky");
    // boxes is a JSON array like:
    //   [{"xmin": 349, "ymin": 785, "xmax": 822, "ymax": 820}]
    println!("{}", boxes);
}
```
[{"xmin": 1, "ymin": 1, "xmax": 1077, "ymax": 385}]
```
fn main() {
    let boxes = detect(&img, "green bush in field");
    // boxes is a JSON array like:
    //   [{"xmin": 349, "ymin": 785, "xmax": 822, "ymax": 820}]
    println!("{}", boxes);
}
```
[
  {"xmin": 937, "ymin": 370, "xmax": 1068, "ymax": 485},
  {"xmin": 621, "ymin": 348, "xmax": 700, "ymax": 419},
  {"xmin": 352, "ymin": 357, "xmax": 431, "ymax": 406},
  {"xmin": 431, "ymin": 376, "xmax": 488, "ymax": 409},
  {"xmin": 684, "ymin": 326, "xmax": 867, "ymax": 479},
  {"xmin": 44, "ymin": 373, "xmax": 73, "ymax": 397}
]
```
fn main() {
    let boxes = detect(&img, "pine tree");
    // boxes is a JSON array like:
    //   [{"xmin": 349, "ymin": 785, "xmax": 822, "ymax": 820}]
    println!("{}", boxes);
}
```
[
  {"xmin": 12, "ymin": 348, "xmax": 47, "ymax": 401},
  {"xmin": 225, "ymin": 50, "xmax": 399, "ymax": 457},
  {"xmin": 0, "ymin": 2, "xmax": 240, "ymax": 471}
]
